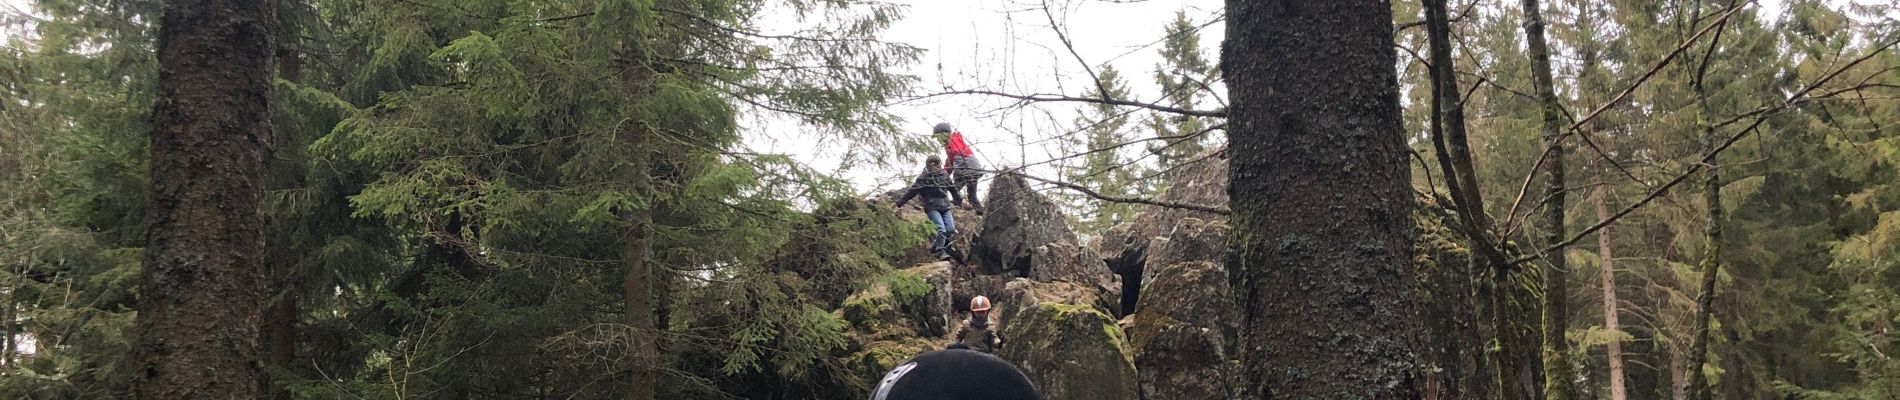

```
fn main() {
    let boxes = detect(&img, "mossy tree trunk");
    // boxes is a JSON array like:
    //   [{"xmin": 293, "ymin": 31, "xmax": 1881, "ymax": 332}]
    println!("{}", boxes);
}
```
[
  {"xmin": 132, "ymin": 0, "xmax": 274, "ymax": 397},
  {"xmin": 1520, "ymin": 0, "xmax": 1577, "ymax": 398},
  {"xmin": 1222, "ymin": 1, "xmax": 1421, "ymax": 398},
  {"xmin": 1423, "ymin": 0, "xmax": 1545, "ymax": 397}
]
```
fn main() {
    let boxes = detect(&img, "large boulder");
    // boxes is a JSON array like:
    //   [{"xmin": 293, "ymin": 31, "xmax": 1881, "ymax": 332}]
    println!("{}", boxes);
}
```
[
  {"xmin": 992, "ymin": 278, "xmax": 1116, "ymax": 324},
  {"xmin": 1029, "ymin": 241, "xmax": 1121, "ymax": 314},
  {"xmin": 1139, "ymin": 218, "xmax": 1228, "ymax": 285},
  {"xmin": 1129, "ymin": 261, "xmax": 1238, "ymax": 400},
  {"xmin": 1097, "ymin": 150, "xmax": 1228, "ymax": 279},
  {"xmin": 840, "ymin": 264, "xmax": 961, "ymax": 382},
  {"xmin": 840, "ymin": 267, "xmax": 939, "ymax": 339},
  {"xmin": 904, "ymin": 263, "xmax": 956, "ymax": 337},
  {"xmin": 1119, "ymin": 218, "xmax": 1230, "ymax": 314},
  {"xmin": 974, "ymin": 174, "xmax": 1079, "ymax": 276},
  {"xmin": 997, "ymin": 303, "xmax": 1140, "ymax": 400}
]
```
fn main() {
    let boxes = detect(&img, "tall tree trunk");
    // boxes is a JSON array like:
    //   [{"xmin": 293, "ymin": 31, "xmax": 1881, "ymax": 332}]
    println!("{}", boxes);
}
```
[
  {"xmin": 1671, "ymin": 344, "xmax": 1689, "ymax": 400},
  {"xmin": 1222, "ymin": 1, "xmax": 1420, "ymax": 398},
  {"xmin": 1683, "ymin": 103, "xmax": 1723, "ymax": 400},
  {"xmin": 3, "ymin": 279, "xmax": 13, "ymax": 371},
  {"xmin": 623, "ymin": 216, "xmax": 657, "ymax": 400},
  {"xmin": 1684, "ymin": 3, "xmax": 1728, "ymax": 398},
  {"xmin": 1423, "ymin": 0, "xmax": 1544, "ymax": 398},
  {"xmin": 1568, "ymin": 3, "xmax": 1626, "ymax": 397},
  {"xmin": 1595, "ymin": 154, "xmax": 1629, "ymax": 400},
  {"xmin": 620, "ymin": 53, "xmax": 659, "ymax": 400},
  {"xmin": 261, "ymin": 29, "xmax": 303, "ymax": 400},
  {"xmin": 132, "ymin": 0, "xmax": 274, "ymax": 397},
  {"xmin": 1520, "ymin": 0, "xmax": 1576, "ymax": 398}
]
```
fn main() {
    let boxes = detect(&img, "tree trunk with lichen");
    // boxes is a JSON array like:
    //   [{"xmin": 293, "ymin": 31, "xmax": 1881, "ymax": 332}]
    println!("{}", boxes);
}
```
[
  {"xmin": 1520, "ymin": 0, "xmax": 1577, "ymax": 398},
  {"xmin": 1222, "ymin": 1, "xmax": 1420, "ymax": 398},
  {"xmin": 1423, "ymin": 0, "xmax": 1544, "ymax": 397},
  {"xmin": 132, "ymin": 0, "xmax": 274, "ymax": 397}
]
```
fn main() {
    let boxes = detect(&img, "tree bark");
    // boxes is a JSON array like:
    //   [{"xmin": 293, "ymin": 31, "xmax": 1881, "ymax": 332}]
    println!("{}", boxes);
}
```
[
  {"xmin": 1222, "ymin": 1, "xmax": 1420, "ymax": 398},
  {"xmin": 1571, "ymin": 3, "xmax": 1627, "ymax": 398},
  {"xmin": 263, "ymin": 283, "xmax": 296, "ymax": 400},
  {"xmin": 1520, "ymin": 0, "xmax": 1576, "ymax": 398},
  {"xmin": 1423, "ymin": 0, "xmax": 1544, "ymax": 398},
  {"xmin": 1595, "ymin": 154, "xmax": 1629, "ymax": 400},
  {"xmin": 619, "ymin": 49, "xmax": 659, "ymax": 400},
  {"xmin": 132, "ymin": 0, "xmax": 274, "ymax": 398},
  {"xmin": 1684, "ymin": 3, "xmax": 1727, "ymax": 398},
  {"xmin": 262, "ymin": 27, "xmax": 303, "ymax": 400},
  {"xmin": 1683, "ymin": 97, "xmax": 1723, "ymax": 400},
  {"xmin": 623, "ymin": 216, "xmax": 657, "ymax": 400}
]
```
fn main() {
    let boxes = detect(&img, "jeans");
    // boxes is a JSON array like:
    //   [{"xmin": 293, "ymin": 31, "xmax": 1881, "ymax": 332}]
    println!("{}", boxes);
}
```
[{"xmin": 925, "ymin": 208, "xmax": 955, "ymax": 254}]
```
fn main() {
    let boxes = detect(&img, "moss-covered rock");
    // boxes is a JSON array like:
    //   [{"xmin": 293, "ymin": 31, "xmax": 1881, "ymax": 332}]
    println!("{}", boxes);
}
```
[
  {"xmin": 901, "ymin": 262, "xmax": 955, "ymax": 337},
  {"xmin": 991, "ymin": 277, "xmax": 1117, "ymax": 325},
  {"xmin": 997, "ymin": 302, "xmax": 1140, "ymax": 400},
  {"xmin": 1130, "ymin": 261, "xmax": 1237, "ymax": 400},
  {"xmin": 849, "ymin": 336, "xmax": 941, "ymax": 384}
]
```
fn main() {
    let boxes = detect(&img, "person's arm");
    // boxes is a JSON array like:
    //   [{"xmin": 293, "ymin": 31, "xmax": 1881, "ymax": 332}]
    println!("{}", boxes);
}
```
[{"xmin": 895, "ymin": 177, "xmax": 923, "ymax": 207}]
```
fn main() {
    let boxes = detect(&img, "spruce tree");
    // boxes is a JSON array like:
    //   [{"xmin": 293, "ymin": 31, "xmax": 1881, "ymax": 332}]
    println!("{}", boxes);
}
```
[
  {"xmin": 1067, "ymin": 65, "xmax": 1144, "ymax": 236},
  {"xmin": 1147, "ymin": 9, "xmax": 1216, "ymax": 175}
]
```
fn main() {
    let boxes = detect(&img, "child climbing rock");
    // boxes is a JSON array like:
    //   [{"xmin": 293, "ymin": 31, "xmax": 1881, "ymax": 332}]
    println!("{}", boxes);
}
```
[
  {"xmin": 933, "ymin": 122, "xmax": 984, "ymax": 214},
  {"xmin": 894, "ymin": 155, "xmax": 963, "ymax": 261},
  {"xmin": 956, "ymin": 296, "xmax": 1003, "ymax": 353}
]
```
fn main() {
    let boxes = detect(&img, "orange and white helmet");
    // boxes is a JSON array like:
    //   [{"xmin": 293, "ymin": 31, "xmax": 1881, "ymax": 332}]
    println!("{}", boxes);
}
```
[{"xmin": 970, "ymin": 296, "xmax": 993, "ymax": 312}]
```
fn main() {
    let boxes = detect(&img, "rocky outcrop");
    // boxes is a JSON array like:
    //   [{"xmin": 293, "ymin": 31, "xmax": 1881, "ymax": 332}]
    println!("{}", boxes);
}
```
[
  {"xmin": 1129, "ymin": 261, "xmax": 1238, "ymax": 400},
  {"xmin": 1096, "ymin": 150, "xmax": 1228, "ymax": 277},
  {"xmin": 1139, "ymin": 218, "xmax": 1228, "ymax": 286},
  {"xmin": 905, "ymin": 263, "xmax": 956, "ymax": 337},
  {"xmin": 997, "ymin": 302, "xmax": 1141, "ymax": 400},
  {"xmin": 992, "ymin": 278, "xmax": 1118, "ymax": 325},
  {"xmin": 841, "ymin": 264, "xmax": 957, "ymax": 378},
  {"xmin": 974, "ymin": 174, "xmax": 1080, "ymax": 277}
]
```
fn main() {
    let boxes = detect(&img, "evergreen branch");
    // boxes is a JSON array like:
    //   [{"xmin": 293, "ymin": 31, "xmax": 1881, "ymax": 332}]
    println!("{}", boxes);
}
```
[
  {"xmin": 1499, "ymin": 3, "xmax": 1748, "ymax": 235},
  {"xmin": 1511, "ymin": 34, "xmax": 1900, "ymax": 266},
  {"xmin": 538, "ymin": 12, "xmax": 594, "ymax": 23},
  {"xmin": 654, "ymin": 7, "xmax": 890, "ymax": 44},
  {"xmin": 922, "ymin": 89, "xmax": 1226, "ymax": 118}
]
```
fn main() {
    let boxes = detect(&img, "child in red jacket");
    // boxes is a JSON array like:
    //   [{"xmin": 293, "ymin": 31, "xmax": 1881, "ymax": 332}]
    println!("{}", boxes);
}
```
[{"xmin": 933, "ymin": 122, "xmax": 984, "ymax": 214}]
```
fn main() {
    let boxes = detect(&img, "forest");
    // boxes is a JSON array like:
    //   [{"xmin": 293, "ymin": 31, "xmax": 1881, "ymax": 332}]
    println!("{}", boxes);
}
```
[{"xmin": 1, "ymin": 0, "xmax": 1898, "ymax": 399}]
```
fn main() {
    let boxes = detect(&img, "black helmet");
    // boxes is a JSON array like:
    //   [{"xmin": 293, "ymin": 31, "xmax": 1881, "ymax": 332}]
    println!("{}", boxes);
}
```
[
  {"xmin": 870, "ymin": 349, "xmax": 1041, "ymax": 400},
  {"xmin": 933, "ymin": 122, "xmax": 954, "ymax": 133}
]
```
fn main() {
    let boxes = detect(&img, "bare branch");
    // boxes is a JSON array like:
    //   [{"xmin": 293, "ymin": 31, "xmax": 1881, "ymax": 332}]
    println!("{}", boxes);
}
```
[
  {"xmin": 1499, "ymin": 3, "xmax": 1748, "ymax": 234},
  {"xmin": 921, "ymin": 89, "xmax": 1226, "ymax": 118},
  {"xmin": 1002, "ymin": 171, "xmax": 1229, "ymax": 215},
  {"xmin": 1510, "ymin": 35, "xmax": 1900, "ymax": 265}
]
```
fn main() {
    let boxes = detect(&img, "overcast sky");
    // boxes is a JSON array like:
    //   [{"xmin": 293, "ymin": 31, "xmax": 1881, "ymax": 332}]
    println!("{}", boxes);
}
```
[
  {"xmin": 14, "ymin": 0, "xmax": 1890, "ymax": 199},
  {"xmin": 747, "ymin": 0, "xmax": 1226, "ymax": 196}
]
